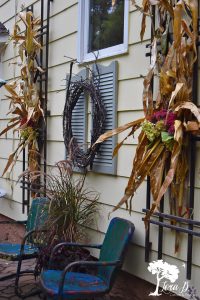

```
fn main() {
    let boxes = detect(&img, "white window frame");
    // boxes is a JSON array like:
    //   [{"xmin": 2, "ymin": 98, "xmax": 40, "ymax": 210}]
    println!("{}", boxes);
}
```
[{"xmin": 78, "ymin": 0, "xmax": 129, "ymax": 63}]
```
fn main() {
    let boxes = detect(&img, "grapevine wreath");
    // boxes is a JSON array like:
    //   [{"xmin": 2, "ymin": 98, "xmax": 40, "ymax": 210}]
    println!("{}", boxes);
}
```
[{"xmin": 63, "ymin": 62, "xmax": 106, "ymax": 169}]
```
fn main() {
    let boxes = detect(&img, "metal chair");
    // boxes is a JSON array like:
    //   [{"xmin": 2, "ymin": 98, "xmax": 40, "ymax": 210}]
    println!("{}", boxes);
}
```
[
  {"xmin": 40, "ymin": 217, "xmax": 135, "ymax": 300},
  {"xmin": 0, "ymin": 197, "xmax": 48, "ymax": 295}
]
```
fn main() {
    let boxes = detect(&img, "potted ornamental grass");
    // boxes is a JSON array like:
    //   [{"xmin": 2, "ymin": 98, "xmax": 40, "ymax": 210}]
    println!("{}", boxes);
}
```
[{"xmin": 24, "ymin": 160, "xmax": 99, "ymax": 273}]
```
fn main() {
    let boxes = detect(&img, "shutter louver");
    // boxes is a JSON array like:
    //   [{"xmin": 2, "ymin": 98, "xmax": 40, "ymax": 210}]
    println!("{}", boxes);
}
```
[
  {"xmin": 71, "ymin": 93, "xmax": 86, "ymax": 150},
  {"xmin": 65, "ymin": 69, "xmax": 87, "ymax": 157},
  {"xmin": 92, "ymin": 61, "xmax": 118, "ymax": 175}
]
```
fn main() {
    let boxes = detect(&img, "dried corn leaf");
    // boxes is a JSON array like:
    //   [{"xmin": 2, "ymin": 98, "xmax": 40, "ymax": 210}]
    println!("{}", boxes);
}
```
[
  {"xmin": 136, "ymin": 139, "xmax": 163, "ymax": 175},
  {"xmin": 9, "ymin": 107, "xmax": 25, "ymax": 117},
  {"xmin": 168, "ymin": 82, "xmax": 184, "ymax": 108},
  {"xmin": 154, "ymin": 121, "xmax": 183, "ymax": 207},
  {"xmin": 140, "ymin": 0, "xmax": 150, "ymax": 41},
  {"xmin": 185, "ymin": 121, "xmax": 199, "ymax": 131},
  {"xmin": 144, "ymin": 202, "xmax": 157, "ymax": 228},
  {"xmin": 36, "ymin": 66, "xmax": 45, "ymax": 73},
  {"xmin": 177, "ymin": 151, "xmax": 188, "ymax": 208},
  {"xmin": 154, "ymin": 145, "xmax": 180, "ymax": 208},
  {"xmin": 19, "ymin": 12, "xmax": 29, "ymax": 26},
  {"xmin": 4, "ymin": 83, "xmax": 18, "ymax": 97},
  {"xmin": 110, "ymin": 132, "xmax": 147, "ymax": 212},
  {"xmin": 112, "ymin": 137, "xmax": 165, "ymax": 213},
  {"xmin": 113, "ymin": 123, "xmax": 141, "ymax": 157},
  {"xmin": 2, "ymin": 141, "xmax": 24, "ymax": 177},
  {"xmin": 160, "ymin": 0, "xmax": 174, "ymax": 17},
  {"xmin": 0, "ymin": 120, "xmax": 21, "ymax": 136},
  {"xmin": 2, "ymin": 153, "xmax": 16, "ymax": 177},
  {"xmin": 160, "ymin": 75, "xmax": 173, "ymax": 96},
  {"xmin": 143, "ymin": 68, "xmax": 154, "ymax": 116},
  {"xmin": 94, "ymin": 118, "xmax": 145, "ymax": 145},
  {"xmin": 128, "ymin": 132, "xmax": 148, "ymax": 182},
  {"xmin": 175, "ymin": 84, "xmax": 191, "ymax": 104},
  {"xmin": 150, "ymin": 151, "xmax": 169, "ymax": 201},
  {"xmin": 175, "ymin": 102, "xmax": 200, "ymax": 122},
  {"xmin": 174, "ymin": 120, "xmax": 183, "ymax": 143},
  {"xmin": 181, "ymin": 19, "xmax": 197, "ymax": 62},
  {"xmin": 173, "ymin": 2, "xmax": 183, "ymax": 49},
  {"xmin": 185, "ymin": 0, "xmax": 198, "ymax": 38},
  {"xmin": 8, "ymin": 117, "xmax": 20, "ymax": 124}
]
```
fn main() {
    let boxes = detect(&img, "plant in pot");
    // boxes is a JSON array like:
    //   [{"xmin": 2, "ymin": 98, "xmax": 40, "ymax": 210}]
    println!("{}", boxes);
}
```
[{"xmin": 30, "ymin": 160, "xmax": 99, "ymax": 273}]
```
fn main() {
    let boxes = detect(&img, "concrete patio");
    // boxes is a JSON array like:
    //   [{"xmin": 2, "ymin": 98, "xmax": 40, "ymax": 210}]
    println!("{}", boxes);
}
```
[
  {"xmin": 0, "ymin": 215, "xmax": 184, "ymax": 299},
  {"xmin": 0, "ymin": 258, "xmax": 185, "ymax": 300},
  {"xmin": 0, "ymin": 259, "xmax": 41, "ymax": 299}
]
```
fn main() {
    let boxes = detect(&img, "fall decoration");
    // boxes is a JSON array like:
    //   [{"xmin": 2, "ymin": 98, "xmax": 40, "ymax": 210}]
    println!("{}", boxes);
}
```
[
  {"xmin": 21, "ymin": 160, "xmax": 99, "ymax": 274},
  {"xmin": 0, "ymin": 11, "xmax": 44, "ymax": 179},
  {"xmin": 94, "ymin": 0, "xmax": 200, "ymax": 229},
  {"xmin": 63, "ymin": 62, "xmax": 106, "ymax": 169}
]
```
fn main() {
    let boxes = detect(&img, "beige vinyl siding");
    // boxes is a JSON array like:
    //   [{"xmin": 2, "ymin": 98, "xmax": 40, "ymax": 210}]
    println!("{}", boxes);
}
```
[{"xmin": 0, "ymin": 0, "xmax": 200, "ymax": 294}]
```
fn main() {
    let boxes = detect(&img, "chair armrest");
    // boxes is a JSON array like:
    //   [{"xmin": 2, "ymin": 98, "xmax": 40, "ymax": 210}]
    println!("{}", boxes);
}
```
[
  {"xmin": 58, "ymin": 260, "xmax": 121, "ymax": 297},
  {"xmin": 64, "ymin": 259, "xmax": 121, "ymax": 270},
  {"xmin": 49, "ymin": 242, "xmax": 102, "ymax": 266},
  {"xmin": 20, "ymin": 229, "xmax": 48, "ymax": 255},
  {"xmin": 0, "ymin": 220, "xmax": 27, "ymax": 225}
]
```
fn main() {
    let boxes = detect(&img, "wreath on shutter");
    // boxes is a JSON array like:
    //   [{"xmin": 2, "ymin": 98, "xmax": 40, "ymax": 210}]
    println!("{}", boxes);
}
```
[{"xmin": 63, "ymin": 62, "xmax": 106, "ymax": 169}]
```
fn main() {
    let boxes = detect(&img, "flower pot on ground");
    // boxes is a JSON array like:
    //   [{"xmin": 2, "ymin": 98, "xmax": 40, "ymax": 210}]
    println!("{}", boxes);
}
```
[{"xmin": 30, "ymin": 160, "xmax": 99, "ymax": 273}]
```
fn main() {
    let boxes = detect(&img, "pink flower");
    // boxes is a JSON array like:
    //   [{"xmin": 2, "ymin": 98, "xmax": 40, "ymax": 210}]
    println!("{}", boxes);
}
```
[
  {"xmin": 151, "ymin": 109, "xmax": 167, "ymax": 123},
  {"xmin": 165, "ymin": 112, "xmax": 176, "ymax": 134},
  {"xmin": 168, "ymin": 125, "xmax": 175, "ymax": 135},
  {"xmin": 150, "ymin": 110, "xmax": 176, "ymax": 135}
]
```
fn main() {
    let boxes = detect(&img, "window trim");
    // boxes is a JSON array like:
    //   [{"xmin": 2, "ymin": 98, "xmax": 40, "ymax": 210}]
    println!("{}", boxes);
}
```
[{"xmin": 78, "ymin": 0, "xmax": 129, "ymax": 63}]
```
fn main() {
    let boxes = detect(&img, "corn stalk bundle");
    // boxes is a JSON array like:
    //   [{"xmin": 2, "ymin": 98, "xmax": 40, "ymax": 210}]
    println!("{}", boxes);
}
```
[
  {"xmin": 94, "ymin": 0, "xmax": 200, "ymax": 249},
  {"xmin": 0, "ymin": 12, "xmax": 44, "ymax": 181}
]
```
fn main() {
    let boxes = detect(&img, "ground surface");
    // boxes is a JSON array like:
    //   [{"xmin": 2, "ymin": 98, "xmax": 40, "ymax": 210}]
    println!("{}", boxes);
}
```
[
  {"xmin": 0, "ymin": 258, "xmax": 185, "ymax": 300},
  {"xmin": 0, "ymin": 214, "xmax": 184, "ymax": 299}
]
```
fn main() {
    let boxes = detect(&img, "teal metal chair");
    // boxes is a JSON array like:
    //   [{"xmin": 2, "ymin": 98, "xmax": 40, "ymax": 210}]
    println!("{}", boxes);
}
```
[
  {"xmin": 40, "ymin": 217, "xmax": 135, "ymax": 300},
  {"xmin": 0, "ymin": 197, "xmax": 48, "ymax": 294}
]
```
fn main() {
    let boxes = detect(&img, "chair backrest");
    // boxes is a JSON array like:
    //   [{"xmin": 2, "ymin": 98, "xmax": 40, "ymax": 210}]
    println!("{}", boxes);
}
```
[
  {"xmin": 98, "ymin": 217, "xmax": 135, "ymax": 287},
  {"xmin": 26, "ymin": 197, "xmax": 49, "ymax": 233}
]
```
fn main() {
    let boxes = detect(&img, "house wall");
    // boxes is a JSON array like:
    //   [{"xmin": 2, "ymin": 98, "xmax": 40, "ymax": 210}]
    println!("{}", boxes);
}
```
[{"xmin": 0, "ymin": 0, "xmax": 200, "ymax": 295}]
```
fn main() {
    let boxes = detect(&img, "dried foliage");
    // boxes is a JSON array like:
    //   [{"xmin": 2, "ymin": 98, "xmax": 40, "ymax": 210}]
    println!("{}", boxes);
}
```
[
  {"xmin": 0, "ymin": 12, "xmax": 44, "ymax": 178},
  {"xmin": 93, "ymin": 0, "xmax": 200, "ymax": 237},
  {"xmin": 24, "ymin": 160, "xmax": 99, "ymax": 273},
  {"xmin": 46, "ymin": 161, "xmax": 99, "ymax": 242}
]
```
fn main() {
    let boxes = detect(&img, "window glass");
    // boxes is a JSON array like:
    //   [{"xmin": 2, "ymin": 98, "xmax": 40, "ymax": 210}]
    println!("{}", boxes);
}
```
[{"xmin": 89, "ymin": 0, "xmax": 124, "ymax": 52}]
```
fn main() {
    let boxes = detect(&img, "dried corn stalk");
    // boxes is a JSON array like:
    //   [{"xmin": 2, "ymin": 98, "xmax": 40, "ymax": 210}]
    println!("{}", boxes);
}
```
[
  {"xmin": 0, "ymin": 12, "xmax": 44, "ymax": 183},
  {"xmin": 93, "ymin": 0, "xmax": 200, "ymax": 244}
]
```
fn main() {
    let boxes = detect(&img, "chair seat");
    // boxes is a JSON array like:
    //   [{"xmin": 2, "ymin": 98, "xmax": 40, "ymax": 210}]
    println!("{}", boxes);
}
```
[
  {"xmin": 41, "ymin": 270, "xmax": 108, "ymax": 299},
  {"xmin": 0, "ymin": 243, "xmax": 38, "ymax": 260}
]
